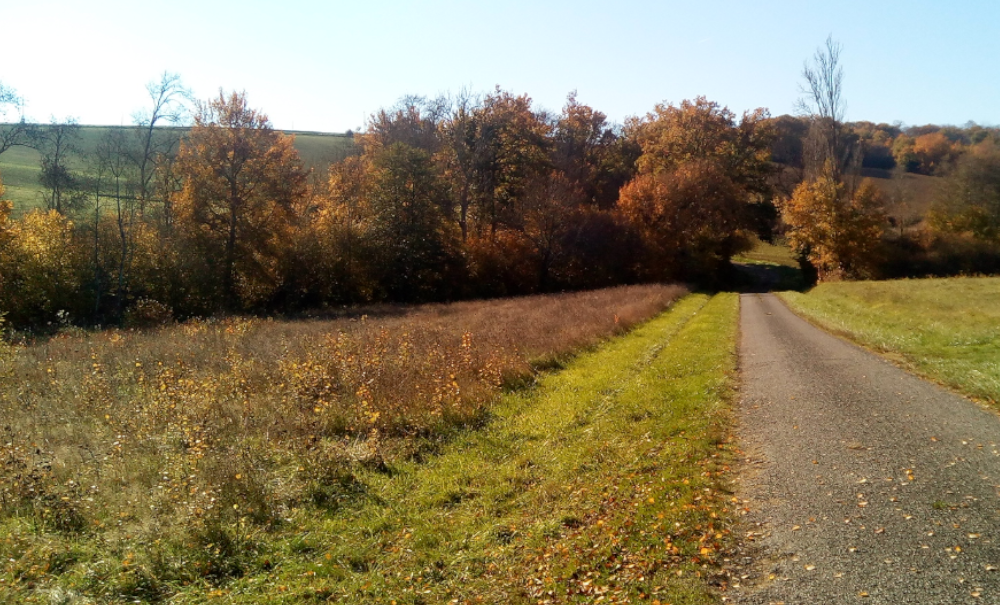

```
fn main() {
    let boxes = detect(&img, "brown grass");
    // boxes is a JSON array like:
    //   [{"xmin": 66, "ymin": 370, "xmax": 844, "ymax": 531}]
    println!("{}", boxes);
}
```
[{"xmin": 0, "ymin": 284, "xmax": 685, "ymax": 592}]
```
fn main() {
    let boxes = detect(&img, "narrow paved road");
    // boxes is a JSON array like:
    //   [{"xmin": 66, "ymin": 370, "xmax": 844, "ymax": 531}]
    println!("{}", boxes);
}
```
[{"xmin": 732, "ymin": 293, "xmax": 1000, "ymax": 604}]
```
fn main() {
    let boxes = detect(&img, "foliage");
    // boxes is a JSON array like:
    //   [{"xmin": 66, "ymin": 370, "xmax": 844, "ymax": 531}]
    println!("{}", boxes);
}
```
[
  {"xmin": 620, "ymin": 96, "xmax": 774, "ymax": 278},
  {"xmin": 366, "ymin": 142, "xmax": 463, "ymax": 301},
  {"xmin": 0, "ymin": 209, "xmax": 86, "ymax": 326},
  {"xmin": 779, "ymin": 162, "xmax": 887, "ymax": 280},
  {"xmin": 173, "ymin": 91, "xmax": 309, "ymax": 310},
  {"xmin": 929, "ymin": 140, "xmax": 1000, "ymax": 243}
]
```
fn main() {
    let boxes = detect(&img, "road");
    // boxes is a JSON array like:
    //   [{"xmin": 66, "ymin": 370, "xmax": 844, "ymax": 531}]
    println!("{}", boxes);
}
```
[{"xmin": 731, "ymin": 293, "xmax": 1000, "ymax": 604}]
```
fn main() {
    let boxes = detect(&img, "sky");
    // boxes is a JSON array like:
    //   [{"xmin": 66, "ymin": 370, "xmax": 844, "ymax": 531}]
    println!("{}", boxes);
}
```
[{"xmin": 2, "ymin": 0, "xmax": 998, "ymax": 133}]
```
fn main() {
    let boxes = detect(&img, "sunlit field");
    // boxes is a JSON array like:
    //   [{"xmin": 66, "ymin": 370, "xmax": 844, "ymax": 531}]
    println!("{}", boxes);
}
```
[
  {"xmin": 0, "ymin": 284, "xmax": 747, "ymax": 603},
  {"xmin": 781, "ymin": 277, "xmax": 1000, "ymax": 404}
]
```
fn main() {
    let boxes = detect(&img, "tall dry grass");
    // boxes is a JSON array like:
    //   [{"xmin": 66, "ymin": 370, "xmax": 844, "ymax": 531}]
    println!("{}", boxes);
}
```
[{"xmin": 0, "ymin": 284, "xmax": 685, "ymax": 594}]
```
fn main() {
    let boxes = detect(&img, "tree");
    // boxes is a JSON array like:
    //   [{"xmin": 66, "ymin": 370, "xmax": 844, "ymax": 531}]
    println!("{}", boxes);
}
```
[
  {"xmin": 929, "ymin": 141, "xmax": 1000, "ymax": 243},
  {"xmin": 33, "ymin": 118, "xmax": 86, "ymax": 215},
  {"xmin": 798, "ymin": 35, "xmax": 857, "ymax": 179},
  {"xmin": 911, "ymin": 131, "xmax": 959, "ymax": 175},
  {"xmin": 552, "ymin": 92, "xmax": 639, "ymax": 210},
  {"xmin": 779, "ymin": 161, "xmax": 886, "ymax": 280},
  {"xmin": 0, "ymin": 82, "xmax": 29, "ymax": 156},
  {"xmin": 93, "ymin": 127, "xmax": 140, "ymax": 317},
  {"xmin": 131, "ymin": 72, "xmax": 190, "ymax": 218},
  {"xmin": 366, "ymin": 142, "xmax": 461, "ymax": 301},
  {"xmin": 173, "ymin": 91, "xmax": 309, "ymax": 309},
  {"xmin": 619, "ymin": 96, "xmax": 775, "ymax": 276},
  {"xmin": 0, "ymin": 209, "xmax": 85, "ymax": 327},
  {"xmin": 619, "ymin": 160, "xmax": 750, "ymax": 279},
  {"xmin": 468, "ymin": 88, "xmax": 550, "ymax": 238}
]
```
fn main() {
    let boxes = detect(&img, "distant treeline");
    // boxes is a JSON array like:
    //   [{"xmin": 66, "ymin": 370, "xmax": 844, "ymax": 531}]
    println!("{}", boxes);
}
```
[
  {"xmin": 1, "ymin": 71, "xmax": 999, "ymax": 331},
  {"xmin": 771, "ymin": 115, "xmax": 1000, "ymax": 175}
]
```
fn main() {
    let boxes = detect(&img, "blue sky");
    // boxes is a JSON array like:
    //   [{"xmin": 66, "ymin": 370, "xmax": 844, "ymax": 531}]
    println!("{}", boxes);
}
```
[{"xmin": 2, "ymin": 0, "xmax": 997, "ymax": 132}]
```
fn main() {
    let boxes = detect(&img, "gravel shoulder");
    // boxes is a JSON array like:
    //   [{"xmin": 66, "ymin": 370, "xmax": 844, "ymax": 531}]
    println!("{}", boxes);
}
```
[{"xmin": 731, "ymin": 293, "xmax": 1000, "ymax": 604}]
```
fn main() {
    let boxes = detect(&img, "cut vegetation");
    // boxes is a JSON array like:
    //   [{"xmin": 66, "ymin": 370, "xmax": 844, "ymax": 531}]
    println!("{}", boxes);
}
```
[
  {"xmin": 780, "ymin": 277, "xmax": 1000, "ymax": 405},
  {"xmin": 0, "ymin": 287, "xmax": 742, "ymax": 603}
]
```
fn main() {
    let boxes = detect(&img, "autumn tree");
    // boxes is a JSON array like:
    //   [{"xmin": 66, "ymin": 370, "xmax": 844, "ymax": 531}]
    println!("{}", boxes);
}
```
[
  {"xmin": 779, "ymin": 161, "xmax": 886, "ymax": 280},
  {"xmin": 174, "ymin": 91, "xmax": 308, "ymax": 310},
  {"xmin": 361, "ymin": 95, "xmax": 447, "ymax": 154},
  {"xmin": 911, "ymin": 131, "xmax": 960, "ymax": 175},
  {"xmin": 798, "ymin": 35, "xmax": 858, "ymax": 178},
  {"xmin": 551, "ymin": 92, "xmax": 638, "ymax": 210},
  {"xmin": 366, "ymin": 142, "xmax": 461, "ymax": 301},
  {"xmin": 0, "ymin": 209, "xmax": 85, "ymax": 327},
  {"xmin": 619, "ymin": 97, "xmax": 774, "ymax": 277},
  {"xmin": 929, "ymin": 140, "xmax": 1000, "ymax": 243},
  {"xmin": 466, "ymin": 88, "xmax": 551, "ymax": 238},
  {"xmin": 92, "ymin": 127, "xmax": 140, "ymax": 317},
  {"xmin": 286, "ymin": 155, "xmax": 377, "ymax": 305}
]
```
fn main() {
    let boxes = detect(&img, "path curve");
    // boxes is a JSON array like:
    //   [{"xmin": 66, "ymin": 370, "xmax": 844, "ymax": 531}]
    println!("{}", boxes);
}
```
[{"xmin": 732, "ymin": 293, "xmax": 1000, "ymax": 604}]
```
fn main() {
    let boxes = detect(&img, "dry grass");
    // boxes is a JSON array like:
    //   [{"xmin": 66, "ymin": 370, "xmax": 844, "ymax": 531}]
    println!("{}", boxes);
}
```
[{"xmin": 0, "ymin": 284, "xmax": 685, "ymax": 599}]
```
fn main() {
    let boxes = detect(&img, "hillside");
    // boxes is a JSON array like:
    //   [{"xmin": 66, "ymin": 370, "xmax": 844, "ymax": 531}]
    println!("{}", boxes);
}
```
[
  {"xmin": 860, "ymin": 167, "xmax": 940, "ymax": 230},
  {"xmin": 0, "ymin": 125, "xmax": 357, "ymax": 215}
]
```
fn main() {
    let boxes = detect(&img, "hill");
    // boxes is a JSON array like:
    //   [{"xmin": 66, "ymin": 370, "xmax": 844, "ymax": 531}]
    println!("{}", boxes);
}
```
[
  {"xmin": 0, "ymin": 124, "xmax": 357, "ymax": 216},
  {"xmin": 860, "ymin": 167, "xmax": 940, "ymax": 230}
]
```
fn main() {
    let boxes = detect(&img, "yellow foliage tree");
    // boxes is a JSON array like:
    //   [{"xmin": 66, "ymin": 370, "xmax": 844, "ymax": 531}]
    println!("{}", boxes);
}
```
[
  {"xmin": 0, "ymin": 209, "xmax": 84, "ymax": 326},
  {"xmin": 174, "ymin": 91, "xmax": 309, "ymax": 309},
  {"xmin": 780, "ymin": 163, "xmax": 886, "ymax": 280}
]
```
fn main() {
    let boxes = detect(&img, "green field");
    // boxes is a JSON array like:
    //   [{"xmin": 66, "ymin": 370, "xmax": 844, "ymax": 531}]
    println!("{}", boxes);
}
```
[
  {"xmin": 0, "ymin": 125, "xmax": 357, "ymax": 216},
  {"xmin": 780, "ymin": 277, "xmax": 1000, "ymax": 405}
]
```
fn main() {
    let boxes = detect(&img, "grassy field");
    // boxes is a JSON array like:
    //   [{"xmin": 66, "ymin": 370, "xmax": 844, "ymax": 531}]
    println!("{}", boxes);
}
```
[
  {"xmin": 0, "ymin": 125, "xmax": 356, "ymax": 216},
  {"xmin": 780, "ymin": 277, "xmax": 1000, "ymax": 405},
  {"xmin": 0, "ymin": 285, "xmax": 745, "ymax": 603}
]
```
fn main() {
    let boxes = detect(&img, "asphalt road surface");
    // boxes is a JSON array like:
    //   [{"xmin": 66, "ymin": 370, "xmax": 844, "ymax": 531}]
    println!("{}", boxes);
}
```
[{"xmin": 731, "ymin": 293, "xmax": 1000, "ymax": 604}]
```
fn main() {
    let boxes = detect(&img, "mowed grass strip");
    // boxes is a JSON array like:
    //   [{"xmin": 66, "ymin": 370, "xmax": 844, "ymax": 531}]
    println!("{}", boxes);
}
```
[
  {"xmin": 175, "ymin": 293, "xmax": 740, "ymax": 604},
  {"xmin": 780, "ymin": 277, "xmax": 1000, "ymax": 404}
]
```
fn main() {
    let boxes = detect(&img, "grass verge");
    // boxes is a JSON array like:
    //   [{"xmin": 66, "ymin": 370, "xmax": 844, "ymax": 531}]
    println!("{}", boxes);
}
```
[
  {"xmin": 779, "ymin": 277, "xmax": 1000, "ymax": 405},
  {"xmin": 1, "ymin": 292, "xmax": 740, "ymax": 603}
]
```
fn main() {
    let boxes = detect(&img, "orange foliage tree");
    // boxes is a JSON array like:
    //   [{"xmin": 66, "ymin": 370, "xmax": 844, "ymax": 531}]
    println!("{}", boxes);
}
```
[
  {"xmin": 912, "ymin": 131, "xmax": 960, "ymax": 175},
  {"xmin": 173, "ymin": 91, "xmax": 308, "ymax": 310},
  {"xmin": 619, "ymin": 97, "xmax": 774, "ymax": 278},
  {"xmin": 780, "ymin": 162, "xmax": 886, "ymax": 280}
]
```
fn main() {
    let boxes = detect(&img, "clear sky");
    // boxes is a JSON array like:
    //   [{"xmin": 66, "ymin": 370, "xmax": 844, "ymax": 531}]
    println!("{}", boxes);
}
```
[{"xmin": 2, "ymin": 0, "xmax": 997, "ymax": 132}]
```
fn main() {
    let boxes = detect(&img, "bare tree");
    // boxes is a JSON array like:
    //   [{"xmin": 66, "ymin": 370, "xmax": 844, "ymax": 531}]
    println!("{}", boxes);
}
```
[
  {"xmin": 96, "ymin": 128, "xmax": 140, "ymax": 317},
  {"xmin": 0, "ymin": 82, "xmax": 30, "ymax": 156},
  {"xmin": 798, "ymin": 35, "xmax": 859, "ymax": 181},
  {"xmin": 130, "ymin": 72, "xmax": 190, "ymax": 217},
  {"xmin": 32, "ymin": 117, "xmax": 84, "ymax": 214}
]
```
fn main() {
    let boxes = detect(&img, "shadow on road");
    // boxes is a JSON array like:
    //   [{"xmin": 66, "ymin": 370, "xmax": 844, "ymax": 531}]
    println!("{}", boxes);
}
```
[{"xmin": 731, "ymin": 262, "xmax": 808, "ymax": 293}]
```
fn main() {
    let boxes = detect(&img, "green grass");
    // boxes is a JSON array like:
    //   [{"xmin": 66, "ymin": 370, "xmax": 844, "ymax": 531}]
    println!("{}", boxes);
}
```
[
  {"xmin": 733, "ymin": 239, "xmax": 798, "ymax": 268},
  {"xmin": 780, "ymin": 277, "xmax": 1000, "ymax": 404},
  {"xmin": 1, "ymin": 293, "xmax": 741, "ymax": 604},
  {"xmin": 0, "ymin": 125, "xmax": 356, "ymax": 216}
]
